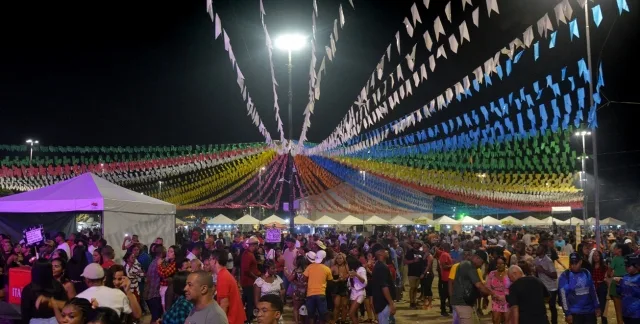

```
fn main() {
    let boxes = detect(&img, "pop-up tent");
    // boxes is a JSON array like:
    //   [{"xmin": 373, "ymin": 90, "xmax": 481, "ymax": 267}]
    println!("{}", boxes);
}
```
[
  {"xmin": 208, "ymin": 214, "xmax": 235, "ymax": 225},
  {"xmin": 0, "ymin": 173, "xmax": 175, "ymax": 260}
]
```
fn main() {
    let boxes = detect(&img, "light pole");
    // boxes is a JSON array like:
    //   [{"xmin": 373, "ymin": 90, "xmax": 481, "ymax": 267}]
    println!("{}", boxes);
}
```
[
  {"xmin": 25, "ymin": 139, "xmax": 39, "ymax": 165},
  {"xmin": 275, "ymin": 34, "xmax": 306, "ymax": 234},
  {"xmin": 575, "ymin": 130, "xmax": 591, "ymax": 228},
  {"xmin": 582, "ymin": 3, "xmax": 602, "ymax": 250},
  {"xmin": 158, "ymin": 181, "xmax": 163, "ymax": 196}
]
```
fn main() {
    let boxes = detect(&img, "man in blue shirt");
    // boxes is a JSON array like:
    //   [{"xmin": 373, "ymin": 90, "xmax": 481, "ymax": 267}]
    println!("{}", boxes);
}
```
[
  {"xmin": 559, "ymin": 252, "xmax": 600, "ymax": 324},
  {"xmin": 616, "ymin": 255, "xmax": 640, "ymax": 323}
]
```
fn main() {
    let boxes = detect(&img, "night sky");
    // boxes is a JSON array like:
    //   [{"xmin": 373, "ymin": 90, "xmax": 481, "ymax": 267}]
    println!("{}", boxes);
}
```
[{"xmin": 1, "ymin": 0, "xmax": 639, "ymax": 223}]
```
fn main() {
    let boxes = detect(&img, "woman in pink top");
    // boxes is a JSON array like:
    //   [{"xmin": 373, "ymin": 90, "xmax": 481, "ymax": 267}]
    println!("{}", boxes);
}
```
[{"xmin": 486, "ymin": 256, "xmax": 511, "ymax": 324}]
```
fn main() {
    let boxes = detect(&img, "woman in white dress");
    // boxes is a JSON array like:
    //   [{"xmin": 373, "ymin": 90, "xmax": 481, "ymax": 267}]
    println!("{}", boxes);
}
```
[
  {"xmin": 347, "ymin": 256, "xmax": 367, "ymax": 324},
  {"xmin": 254, "ymin": 260, "xmax": 285, "ymax": 307}
]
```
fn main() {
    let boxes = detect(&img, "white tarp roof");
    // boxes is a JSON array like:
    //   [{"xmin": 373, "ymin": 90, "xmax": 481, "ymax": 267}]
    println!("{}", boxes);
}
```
[
  {"xmin": 261, "ymin": 215, "xmax": 286, "ymax": 224},
  {"xmin": 388, "ymin": 215, "xmax": 414, "ymax": 225},
  {"xmin": 340, "ymin": 215, "xmax": 365, "ymax": 225},
  {"xmin": 208, "ymin": 214, "xmax": 235, "ymax": 224},
  {"xmin": 365, "ymin": 215, "xmax": 389, "ymax": 225},
  {"xmin": 479, "ymin": 216, "xmax": 502, "ymax": 225},
  {"xmin": 602, "ymin": 217, "xmax": 626, "ymax": 226},
  {"xmin": 314, "ymin": 215, "xmax": 339, "ymax": 225},
  {"xmin": 499, "ymin": 216, "xmax": 523, "ymax": 225},
  {"xmin": 435, "ymin": 216, "xmax": 459, "ymax": 225},
  {"xmin": 176, "ymin": 218, "xmax": 187, "ymax": 225},
  {"xmin": 460, "ymin": 216, "xmax": 482, "ymax": 225},
  {"xmin": 522, "ymin": 216, "xmax": 549, "ymax": 226},
  {"xmin": 294, "ymin": 216, "xmax": 314, "ymax": 225},
  {"xmin": 235, "ymin": 215, "xmax": 260, "ymax": 225}
]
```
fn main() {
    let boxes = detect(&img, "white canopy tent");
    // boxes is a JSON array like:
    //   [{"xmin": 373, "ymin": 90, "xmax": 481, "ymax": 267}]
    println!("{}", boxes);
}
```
[
  {"xmin": 314, "ymin": 215, "xmax": 339, "ymax": 225},
  {"xmin": 365, "ymin": 215, "xmax": 389, "ymax": 225},
  {"xmin": 235, "ymin": 215, "xmax": 260, "ymax": 225},
  {"xmin": 294, "ymin": 215, "xmax": 314, "ymax": 225},
  {"xmin": 567, "ymin": 217, "xmax": 586, "ymax": 225},
  {"xmin": 460, "ymin": 216, "xmax": 482, "ymax": 225},
  {"xmin": 602, "ymin": 217, "xmax": 626, "ymax": 226},
  {"xmin": 176, "ymin": 218, "xmax": 187, "ymax": 226},
  {"xmin": 0, "ymin": 173, "xmax": 176, "ymax": 261},
  {"xmin": 261, "ymin": 215, "xmax": 286, "ymax": 225},
  {"xmin": 435, "ymin": 216, "xmax": 459, "ymax": 225},
  {"xmin": 208, "ymin": 214, "xmax": 235, "ymax": 224},
  {"xmin": 388, "ymin": 215, "xmax": 414, "ymax": 225},
  {"xmin": 522, "ymin": 216, "xmax": 549, "ymax": 226},
  {"xmin": 498, "ymin": 216, "xmax": 523, "ymax": 225},
  {"xmin": 552, "ymin": 217, "xmax": 570, "ymax": 226},
  {"xmin": 340, "ymin": 215, "xmax": 365, "ymax": 225},
  {"xmin": 479, "ymin": 216, "xmax": 502, "ymax": 225}
]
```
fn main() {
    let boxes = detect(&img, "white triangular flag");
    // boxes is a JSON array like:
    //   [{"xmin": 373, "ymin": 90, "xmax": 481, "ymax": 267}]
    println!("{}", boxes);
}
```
[
  {"xmin": 386, "ymin": 44, "xmax": 392, "ymax": 61},
  {"xmin": 562, "ymin": 0, "xmax": 573, "ymax": 21},
  {"xmin": 486, "ymin": 0, "xmax": 499, "ymax": 17},
  {"xmin": 349, "ymin": 0, "xmax": 354, "ymax": 9},
  {"xmin": 313, "ymin": 0, "xmax": 318, "ymax": 16},
  {"xmin": 404, "ymin": 17, "xmax": 414, "ymax": 37},
  {"xmin": 413, "ymin": 71, "xmax": 420, "ymax": 86},
  {"xmin": 463, "ymin": 75, "xmax": 470, "ymax": 90},
  {"xmin": 445, "ymin": 2, "xmax": 452, "ymax": 22},
  {"xmin": 406, "ymin": 54, "xmax": 415, "ymax": 71},
  {"xmin": 215, "ymin": 14, "xmax": 222, "ymax": 39},
  {"xmin": 326, "ymin": 46, "xmax": 333, "ymax": 61},
  {"xmin": 410, "ymin": 44, "xmax": 417, "ymax": 61},
  {"xmin": 424, "ymin": 0, "xmax": 430, "ymax": 9},
  {"xmin": 462, "ymin": 0, "xmax": 472, "ymax": 10},
  {"xmin": 330, "ymin": 34, "xmax": 336, "ymax": 55},
  {"xmin": 334, "ymin": 20, "xmax": 339, "ymax": 42},
  {"xmin": 260, "ymin": 0, "xmax": 266, "ymax": 16},
  {"xmin": 397, "ymin": 64, "xmax": 404, "ymax": 81},
  {"xmin": 223, "ymin": 30, "xmax": 230, "ymax": 51},
  {"xmin": 395, "ymin": 32, "xmax": 401, "ymax": 54},
  {"xmin": 459, "ymin": 21, "xmax": 470, "ymax": 44},
  {"xmin": 399, "ymin": 85, "xmax": 405, "ymax": 99},
  {"xmin": 424, "ymin": 31, "xmax": 433, "ymax": 51},
  {"xmin": 445, "ymin": 88, "xmax": 454, "ymax": 103},
  {"xmin": 206, "ymin": 0, "xmax": 214, "ymax": 21},
  {"xmin": 523, "ymin": 26, "xmax": 534, "ymax": 48},
  {"xmin": 429, "ymin": 55, "xmax": 436, "ymax": 71},
  {"xmin": 473, "ymin": 66, "xmax": 483, "ymax": 82},
  {"xmin": 472, "ymin": 7, "xmax": 480, "ymax": 27},
  {"xmin": 448, "ymin": 34, "xmax": 459, "ymax": 53},
  {"xmin": 339, "ymin": 4, "xmax": 345, "ymax": 27},
  {"xmin": 411, "ymin": 3, "xmax": 422, "ymax": 26},
  {"xmin": 434, "ymin": 17, "xmax": 445, "ymax": 41},
  {"xmin": 484, "ymin": 58, "xmax": 494, "ymax": 75},
  {"xmin": 420, "ymin": 63, "xmax": 428, "ymax": 81},
  {"xmin": 554, "ymin": 2, "xmax": 567, "ymax": 25},
  {"xmin": 436, "ymin": 45, "xmax": 447, "ymax": 59}
]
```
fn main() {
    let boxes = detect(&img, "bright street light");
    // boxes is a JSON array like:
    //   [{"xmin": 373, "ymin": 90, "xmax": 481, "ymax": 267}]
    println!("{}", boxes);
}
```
[
  {"xmin": 25, "ymin": 139, "xmax": 40, "ymax": 164},
  {"xmin": 574, "ymin": 131, "xmax": 591, "ymax": 136},
  {"xmin": 274, "ymin": 34, "xmax": 307, "ymax": 51}
]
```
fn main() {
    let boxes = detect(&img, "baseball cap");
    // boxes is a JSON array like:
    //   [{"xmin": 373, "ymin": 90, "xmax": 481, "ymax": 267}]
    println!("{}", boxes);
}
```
[
  {"xmin": 315, "ymin": 250, "xmax": 327, "ymax": 264},
  {"xmin": 625, "ymin": 255, "xmax": 639, "ymax": 268},
  {"xmin": 569, "ymin": 252, "xmax": 581, "ymax": 264},
  {"xmin": 81, "ymin": 263, "xmax": 105, "ymax": 279},
  {"xmin": 624, "ymin": 238, "xmax": 632, "ymax": 244},
  {"xmin": 474, "ymin": 250, "xmax": 488, "ymax": 264}
]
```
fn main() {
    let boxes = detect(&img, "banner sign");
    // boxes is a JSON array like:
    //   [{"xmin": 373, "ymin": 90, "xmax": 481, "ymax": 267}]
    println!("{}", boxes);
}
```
[{"xmin": 266, "ymin": 228, "xmax": 282, "ymax": 243}]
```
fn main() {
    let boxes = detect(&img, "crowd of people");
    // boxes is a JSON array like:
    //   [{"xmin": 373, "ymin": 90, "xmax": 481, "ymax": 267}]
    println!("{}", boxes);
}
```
[{"xmin": 0, "ymin": 225, "xmax": 638, "ymax": 324}]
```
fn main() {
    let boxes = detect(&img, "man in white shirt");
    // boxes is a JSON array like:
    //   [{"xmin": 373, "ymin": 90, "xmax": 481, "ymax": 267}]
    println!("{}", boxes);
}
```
[
  {"xmin": 76, "ymin": 263, "xmax": 139, "ymax": 319},
  {"xmin": 55, "ymin": 232, "xmax": 71, "ymax": 257}
]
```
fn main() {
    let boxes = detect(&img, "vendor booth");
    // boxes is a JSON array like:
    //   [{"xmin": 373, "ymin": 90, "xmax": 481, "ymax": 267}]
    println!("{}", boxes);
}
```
[{"xmin": 0, "ymin": 173, "xmax": 176, "ymax": 260}]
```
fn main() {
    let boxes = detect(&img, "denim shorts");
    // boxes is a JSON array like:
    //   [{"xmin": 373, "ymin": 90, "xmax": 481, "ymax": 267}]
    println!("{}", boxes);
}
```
[{"xmin": 305, "ymin": 295, "xmax": 328, "ymax": 318}]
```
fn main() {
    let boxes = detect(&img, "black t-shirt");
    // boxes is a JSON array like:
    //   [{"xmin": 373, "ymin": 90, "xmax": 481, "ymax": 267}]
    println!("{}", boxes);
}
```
[
  {"xmin": 405, "ymin": 249, "xmax": 424, "ymax": 277},
  {"xmin": 371, "ymin": 260, "xmax": 396, "ymax": 313},
  {"xmin": 506, "ymin": 276, "xmax": 550, "ymax": 324}
]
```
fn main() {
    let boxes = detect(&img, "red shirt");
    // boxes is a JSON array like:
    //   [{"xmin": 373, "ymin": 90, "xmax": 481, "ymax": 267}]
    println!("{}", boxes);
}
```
[
  {"xmin": 438, "ymin": 251, "xmax": 453, "ymax": 280},
  {"xmin": 216, "ymin": 268, "xmax": 247, "ymax": 324},
  {"xmin": 240, "ymin": 250, "xmax": 261, "ymax": 287},
  {"xmin": 102, "ymin": 259, "xmax": 115, "ymax": 270}
]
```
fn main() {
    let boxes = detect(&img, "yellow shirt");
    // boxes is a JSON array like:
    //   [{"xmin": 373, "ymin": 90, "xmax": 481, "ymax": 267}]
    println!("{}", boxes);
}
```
[
  {"xmin": 449, "ymin": 262, "xmax": 485, "ymax": 283},
  {"xmin": 303, "ymin": 263, "xmax": 333, "ymax": 296}
]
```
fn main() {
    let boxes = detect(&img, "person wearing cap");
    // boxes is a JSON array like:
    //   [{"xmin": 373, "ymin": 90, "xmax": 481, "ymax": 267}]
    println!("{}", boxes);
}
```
[
  {"xmin": 558, "ymin": 252, "xmax": 600, "ymax": 324},
  {"xmin": 303, "ymin": 249, "xmax": 332, "ymax": 324},
  {"xmin": 450, "ymin": 250, "xmax": 502, "ymax": 324},
  {"xmin": 75, "ymin": 263, "xmax": 140, "ymax": 319},
  {"xmin": 615, "ymin": 255, "xmax": 640, "ymax": 323},
  {"xmin": 241, "ymin": 236, "xmax": 262, "ymax": 322}
]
